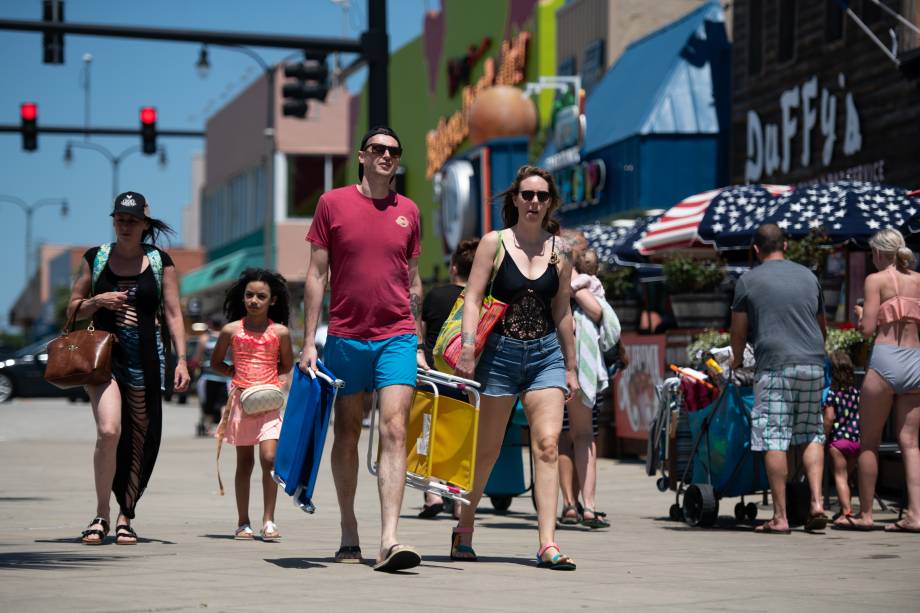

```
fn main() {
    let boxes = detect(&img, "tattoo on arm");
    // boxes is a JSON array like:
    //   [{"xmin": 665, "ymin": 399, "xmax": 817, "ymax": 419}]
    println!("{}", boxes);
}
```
[
  {"xmin": 410, "ymin": 292, "xmax": 421, "ymax": 320},
  {"xmin": 461, "ymin": 332, "xmax": 475, "ymax": 346}
]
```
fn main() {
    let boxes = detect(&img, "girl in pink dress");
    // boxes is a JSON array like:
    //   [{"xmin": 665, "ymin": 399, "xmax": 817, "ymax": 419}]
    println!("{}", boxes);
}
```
[{"xmin": 212, "ymin": 269, "xmax": 293, "ymax": 541}]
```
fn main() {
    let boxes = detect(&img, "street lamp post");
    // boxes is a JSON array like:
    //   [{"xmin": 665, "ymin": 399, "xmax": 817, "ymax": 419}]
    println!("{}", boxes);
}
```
[
  {"xmin": 64, "ymin": 140, "xmax": 167, "ymax": 202},
  {"xmin": 0, "ymin": 195, "xmax": 69, "ymax": 281}
]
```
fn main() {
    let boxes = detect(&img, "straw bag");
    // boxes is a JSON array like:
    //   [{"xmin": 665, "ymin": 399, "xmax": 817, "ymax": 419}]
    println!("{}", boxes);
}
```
[
  {"xmin": 44, "ymin": 300, "xmax": 114, "ymax": 389},
  {"xmin": 433, "ymin": 231, "xmax": 508, "ymax": 374},
  {"xmin": 239, "ymin": 384, "xmax": 286, "ymax": 415}
]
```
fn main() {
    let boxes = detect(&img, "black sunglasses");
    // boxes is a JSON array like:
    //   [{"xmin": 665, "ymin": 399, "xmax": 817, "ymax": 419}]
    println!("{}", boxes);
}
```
[
  {"xmin": 519, "ymin": 190, "xmax": 551, "ymax": 203},
  {"xmin": 364, "ymin": 143, "xmax": 402, "ymax": 157}
]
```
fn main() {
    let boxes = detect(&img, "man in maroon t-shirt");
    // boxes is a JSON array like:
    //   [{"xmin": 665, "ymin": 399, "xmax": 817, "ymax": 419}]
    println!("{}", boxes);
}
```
[{"xmin": 300, "ymin": 126, "xmax": 426, "ymax": 572}]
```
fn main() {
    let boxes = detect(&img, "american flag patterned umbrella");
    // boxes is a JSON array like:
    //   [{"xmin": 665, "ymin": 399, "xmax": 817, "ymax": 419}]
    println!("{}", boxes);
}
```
[
  {"xmin": 695, "ymin": 184, "xmax": 795, "ymax": 249},
  {"xmin": 734, "ymin": 181, "xmax": 920, "ymax": 249},
  {"xmin": 638, "ymin": 185, "xmax": 792, "ymax": 254},
  {"xmin": 579, "ymin": 214, "xmax": 662, "ymax": 268}
]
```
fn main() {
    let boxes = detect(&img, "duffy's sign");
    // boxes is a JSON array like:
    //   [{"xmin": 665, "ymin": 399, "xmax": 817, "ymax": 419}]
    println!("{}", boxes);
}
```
[{"xmin": 425, "ymin": 32, "xmax": 530, "ymax": 179}]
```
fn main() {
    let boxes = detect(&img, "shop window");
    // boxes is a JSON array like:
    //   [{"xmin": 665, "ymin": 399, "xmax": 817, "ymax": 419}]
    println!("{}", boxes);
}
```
[
  {"xmin": 287, "ymin": 155, "xmax": 348, "ymax": 218},
  {"xmin": 825, "ymin": 0, "xmax": 844, "ymax": 43},
  {"xmin": 860, "ymin": 0, "xmax": 881, "ymax": 25},
  {"xmin": 777, "ymin": 0, "xmax": 796, "ymax": 63},
  {"xmin": 748, "ymin": 0, "xmax": 763, "ymax": 75}
]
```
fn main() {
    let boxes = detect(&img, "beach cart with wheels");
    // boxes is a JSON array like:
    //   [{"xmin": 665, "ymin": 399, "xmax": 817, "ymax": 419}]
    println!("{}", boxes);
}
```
[
  {"xmin": 272, "ymin": 361, "xmax": 344, "ymax": 514},
  {"xmin": 366, "ymin": 369, "xmax": 481, "ymax": 506}
]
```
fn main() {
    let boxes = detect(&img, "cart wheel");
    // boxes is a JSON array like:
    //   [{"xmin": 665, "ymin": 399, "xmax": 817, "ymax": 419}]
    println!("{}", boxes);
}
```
[
  {"xmin": 734, "ymin": 501, "xmax": 746, "ymax": 523},
  {"xmin": 745, "ymin": 502, "xmax": 758, "ymax": 522},
  {"xmin": 669, "ymin": 503, "xmax": 683, "ymax": 521},
  {"xmin": 490, "ymin": 495, "xmax": 513, "ymax": 513},
  {"xmin": 682, "ymin": 484, "xmax": 718, "ymax": 527},
  {"xmin": 656, "ymin": 477, "xmax": 669, "ymax": 492}
]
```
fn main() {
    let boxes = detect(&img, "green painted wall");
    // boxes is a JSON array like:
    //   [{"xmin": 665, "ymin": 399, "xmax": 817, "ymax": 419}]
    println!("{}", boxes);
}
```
[{"xmin": 351, "ymin": 0, "xmax": 565, "ymax": 282}]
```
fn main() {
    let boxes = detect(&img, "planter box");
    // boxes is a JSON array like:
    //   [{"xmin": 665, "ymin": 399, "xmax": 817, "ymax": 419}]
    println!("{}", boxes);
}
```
[
  {"xmin": 609, "ymin": 299, "xmax": 639, "ymax": 331},
  {"xmin": 670, "ymin": 293, "xmax": 731, "ymax": 329}
]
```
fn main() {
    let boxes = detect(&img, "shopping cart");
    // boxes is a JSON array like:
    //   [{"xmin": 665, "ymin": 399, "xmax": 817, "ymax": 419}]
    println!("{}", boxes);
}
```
[
  {"xmin": 649, "ymin": 365, "xmax": 769, "ymax": 528},
  {"xmin": 366, "ymin": 369, "xmax": 481, "ymax": 506}
]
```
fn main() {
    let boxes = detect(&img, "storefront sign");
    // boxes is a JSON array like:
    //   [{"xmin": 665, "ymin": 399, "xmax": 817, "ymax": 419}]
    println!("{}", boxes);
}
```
[
  {"xmin": 426, "ymin": 32, "xmax": 530, "ymax": 179},
  {"xmin": 552, "ymin": 105, "xmax": 584, "ymax": 152},
  {"xmin": 615, "ymin": 334, "xmax": 665, "ymax": 440},
  {"xmin": 556, "ymin": 159, "xmax": 606, "ymax": 212},
  {"xmin": 447, "ymin": 37, "xmax": 492, "ymax": 98},
  {"xmin": 744, "ymin": 73, "xmax": 863, "ymax": 182}
]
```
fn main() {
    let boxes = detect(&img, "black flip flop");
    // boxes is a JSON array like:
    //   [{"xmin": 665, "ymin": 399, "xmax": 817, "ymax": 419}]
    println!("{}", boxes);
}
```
[
  {"xmin": 884, "ymin": 520, "xmax": 920, "ymax": 533},
  {"xmin": 754, "ymin": 523, "xmax": 791, "ymax": 535},
  {"xmin": 832, "ymin": 515, "xmax": 873, "ymax": 531},
  {"xmin": 417, "ymin": 503, "xmax": 443, "ymax": 519},
  {"xmin": 804, "ymin": 513, "xmax": 829, "ymax": 533},
  {"xmin": 373, "ymin": 544, "xmax": 421, "ymax": 572},
  {"xmin": 115, "ymin": 524, "xmax": 138, "ymax": 545}
]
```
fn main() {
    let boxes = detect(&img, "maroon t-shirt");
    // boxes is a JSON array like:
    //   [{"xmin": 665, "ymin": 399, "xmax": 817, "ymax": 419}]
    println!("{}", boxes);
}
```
[{"xmin": 306, "ymin": 185, "xmax": 421, "ymax": 340}]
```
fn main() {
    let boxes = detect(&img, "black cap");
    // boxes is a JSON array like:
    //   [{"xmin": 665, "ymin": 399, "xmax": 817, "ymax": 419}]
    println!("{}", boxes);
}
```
[{"xmin": 111, "ymin": 191, "xmax": 150, "ymax": 220}]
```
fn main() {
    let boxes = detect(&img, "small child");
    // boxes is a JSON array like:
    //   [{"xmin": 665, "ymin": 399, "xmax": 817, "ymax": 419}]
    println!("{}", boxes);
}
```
[
  {"xmin": 571, "ymin": 249, "xmax": 606, "ymax": 303},
  {"xmin": 212, "ymin": 269, "xmax": 294, "ymax": 542},
  {"xmin": 823, "ymin": 350, "xmax": 861, "ymax": 519}
]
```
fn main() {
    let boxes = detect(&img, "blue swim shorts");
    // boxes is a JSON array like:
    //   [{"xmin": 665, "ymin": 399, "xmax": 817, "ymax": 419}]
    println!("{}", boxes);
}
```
[{"xmin": 324, "ymin": 333, "xmax": 417, "ymax": 396}]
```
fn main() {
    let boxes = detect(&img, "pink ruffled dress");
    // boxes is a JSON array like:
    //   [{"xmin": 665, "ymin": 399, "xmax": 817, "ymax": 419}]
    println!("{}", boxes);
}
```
[{"xmin": 218, "ymin": 321, "xmax": 283, "ymax": 446}]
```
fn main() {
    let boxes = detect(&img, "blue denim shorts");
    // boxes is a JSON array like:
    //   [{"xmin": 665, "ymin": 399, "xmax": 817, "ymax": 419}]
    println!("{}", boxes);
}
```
[
  {"xmin": 324, "ymin": 333, "xmax": 417, "ymax": 396},
  {"xmin": 475, "ymin": 332, "xmax": 568, "ymax": 398}
]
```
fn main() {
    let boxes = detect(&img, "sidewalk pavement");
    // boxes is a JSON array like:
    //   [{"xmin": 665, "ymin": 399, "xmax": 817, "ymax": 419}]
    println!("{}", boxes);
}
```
[{"xmin": 1, "ymin": 398, "xmax": 918, "ymax": 613}]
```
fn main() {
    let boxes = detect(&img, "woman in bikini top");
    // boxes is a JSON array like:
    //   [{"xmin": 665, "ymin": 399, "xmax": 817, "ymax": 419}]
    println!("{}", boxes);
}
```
[{"xmin": 839, "ymin": 228, "xmax": 920, "ymax": 532}]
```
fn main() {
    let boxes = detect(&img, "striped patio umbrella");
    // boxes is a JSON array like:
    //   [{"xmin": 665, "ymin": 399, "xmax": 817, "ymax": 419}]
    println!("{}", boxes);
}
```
[
  {"xmin": 579, "ymin": 213, "xmax": 662, "ymax": 268},
  {"xmin": 637, "ymin": 185, "xmax": 791, "ymax": 255}
]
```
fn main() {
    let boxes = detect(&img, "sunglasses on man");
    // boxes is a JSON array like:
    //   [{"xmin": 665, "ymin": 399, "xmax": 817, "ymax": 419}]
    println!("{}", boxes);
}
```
[
  {"xmin": 364, "ymin": 143, "xmax": 403, "ymax": 157},
  {"xmin": 519, "ymin": 190, "xmax": 551, "ymax": 203}
]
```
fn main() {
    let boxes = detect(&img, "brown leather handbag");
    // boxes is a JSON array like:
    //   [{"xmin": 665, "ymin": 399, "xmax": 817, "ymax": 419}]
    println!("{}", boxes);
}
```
[{"xmin": 44, "ymin": 299, "xmax": 115, "ymax": 389}]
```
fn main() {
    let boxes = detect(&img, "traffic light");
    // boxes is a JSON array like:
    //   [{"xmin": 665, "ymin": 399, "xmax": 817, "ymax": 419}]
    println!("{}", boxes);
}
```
[
  {"xmin": 21, "ymin": 102, "xmax": 37, "ymax": 152},
  {"xmin": 140, "ymin": 106, "xmax": 157, "ymax": 155},
  {"xmin": 281, "ymin": 53, "xmax": 329, "ymax": 118},
  {"xmin": 42, "ymin": 0, "xmax": 64, "ymax": 65}
]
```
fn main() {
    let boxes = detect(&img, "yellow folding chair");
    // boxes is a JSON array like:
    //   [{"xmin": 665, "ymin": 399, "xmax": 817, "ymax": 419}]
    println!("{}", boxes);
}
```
[{"xmin": 366, "ymin": 369, "xmax": 480, "ymax": 505}]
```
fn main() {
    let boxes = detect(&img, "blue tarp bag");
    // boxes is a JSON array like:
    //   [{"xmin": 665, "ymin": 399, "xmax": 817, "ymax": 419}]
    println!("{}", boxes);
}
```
[
  {"xmin": 688, "ymin": 385, "xmax": 768, "ymax": 498},
  {"xmin": 273, "ymin": 360, "xmax": 339, "ymax": 513}
]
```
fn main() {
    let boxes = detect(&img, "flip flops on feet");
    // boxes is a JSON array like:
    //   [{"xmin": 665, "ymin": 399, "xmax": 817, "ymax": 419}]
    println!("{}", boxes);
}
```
[
  {"xmin": 450, "ymin": 526, "xmax": 477, "ymax": 562},
  {"xmin": 373, "ymin": 544, "xmax": 421, "ymax": 572},
  {"xmin": 884, "ymin": 520, "xmax": 920, "ymax": 533},
  {"xmin": 581, "ymin": 508, "xmax": 610, "ymax": 530},
  {"xmin": 260, "ymin": 521, "xmax": 281, "ymax": 542},
  {"xmin": 334, "ymin": 545, "xmax": 363, "ymax": 563},
  {"xmin": 234, "ymin": 524, "xmax": 255, "ymax": 540},
  {"xmin": 804, "ymin": 513, "xmax": 829, "ymax": 533},
  {"xmin": 418, "ymin": 502, "xmax": 443, "ymax": 519},
  {"xmin": 81, "ymin": 516, "xmax": 110, "ymax": 545},
  {"xmin": 754, "ymin": 521, "xmax": 791, "ymax": 534},
  {"xmin": 832, "ymin": 514, "xmax": 873, "ymax": 531}
]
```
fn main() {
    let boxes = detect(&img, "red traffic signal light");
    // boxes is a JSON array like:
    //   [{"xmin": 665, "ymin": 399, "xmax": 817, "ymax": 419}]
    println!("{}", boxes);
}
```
[
  {"xmin": 140, "ymin": 106, "xmax": 157, "ymax": 125},
  {"xmin": 140, "ymin": 106, "xmax": 157, "ymax": 154},
  {"xmin": 21, "ymin": 102, "xmax": 38, "ymax": 121},
  {"xmin": 20, "ymin": 102, "xmax": 38, "ymax": 152}
]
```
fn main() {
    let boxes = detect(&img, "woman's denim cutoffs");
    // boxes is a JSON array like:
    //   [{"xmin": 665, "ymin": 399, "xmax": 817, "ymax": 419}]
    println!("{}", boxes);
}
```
[
  {"xmin": 868, "ymin": 343, "xmax": 920, "ymax": 394},
  {"xmin": 475, "ymin": 332, "xmax": 568, "ymax": 397}
]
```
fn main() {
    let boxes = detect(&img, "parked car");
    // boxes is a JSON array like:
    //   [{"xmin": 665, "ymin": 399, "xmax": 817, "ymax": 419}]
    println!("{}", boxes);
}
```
[{"xmin": 0, "ymin": 336, "xmax": 89, "ymax": 403}]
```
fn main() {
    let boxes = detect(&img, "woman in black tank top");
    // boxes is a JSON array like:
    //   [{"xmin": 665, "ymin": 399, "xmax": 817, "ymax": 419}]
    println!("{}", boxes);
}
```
[{"xmin": 451, "ymin": 165, "xmax": 579, "ymax": 570}]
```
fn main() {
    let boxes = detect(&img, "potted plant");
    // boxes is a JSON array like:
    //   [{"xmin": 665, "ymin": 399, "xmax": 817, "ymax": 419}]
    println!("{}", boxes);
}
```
[
  {"xmin": 663, "ymin": 255, "xmax": 729, "ymax": 329},
  {"xmin": 685, "ymin": 328, "xmax": 730, "ymax": 366},
  {"xmin": 602, "ymin": 267, "xmax": 639, "ymax": 331},
  {"xmin": 825, "ymin": 325, "xmax": 871, "ymax": 368}
]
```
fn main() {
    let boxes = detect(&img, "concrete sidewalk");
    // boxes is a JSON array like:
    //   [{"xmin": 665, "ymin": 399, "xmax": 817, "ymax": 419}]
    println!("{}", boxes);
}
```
[{"xmin": 0, "ymin": 398, "xmax": 918, "ymax": 612}]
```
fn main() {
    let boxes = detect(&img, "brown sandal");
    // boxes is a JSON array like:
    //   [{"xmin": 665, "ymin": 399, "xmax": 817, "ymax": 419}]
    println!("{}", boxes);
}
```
[{"xmin": 115, "ymin": 524, "xmax": 138, "ymax": 545}]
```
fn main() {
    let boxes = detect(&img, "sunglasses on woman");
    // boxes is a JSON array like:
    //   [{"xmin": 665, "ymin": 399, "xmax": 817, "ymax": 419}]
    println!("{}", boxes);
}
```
[
  {"xmin": 364, "ymin": 143, "xmax": 403, "ymax": 157},
  {"xmin": 519, "ymin": 190, "xmax": 551, "ymax": 203}
]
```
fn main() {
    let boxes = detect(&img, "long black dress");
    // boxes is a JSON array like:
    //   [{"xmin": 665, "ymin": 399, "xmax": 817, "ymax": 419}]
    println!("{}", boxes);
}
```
[{"xmin": 83, "ymin": 246, "xmax": 175, "ymax": 519}]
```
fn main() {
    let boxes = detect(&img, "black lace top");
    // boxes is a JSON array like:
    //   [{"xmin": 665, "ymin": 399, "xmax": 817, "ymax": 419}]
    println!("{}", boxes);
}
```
[{"xmin": 490, "ymin": 236, "xmax": 559, "ymax": 340}]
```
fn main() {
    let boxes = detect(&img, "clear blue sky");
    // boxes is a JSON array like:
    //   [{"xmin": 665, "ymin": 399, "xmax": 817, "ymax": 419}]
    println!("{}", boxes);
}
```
[{"xmin": 0, "ymin": 0, "xmax": 429, "ymax": 333}]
